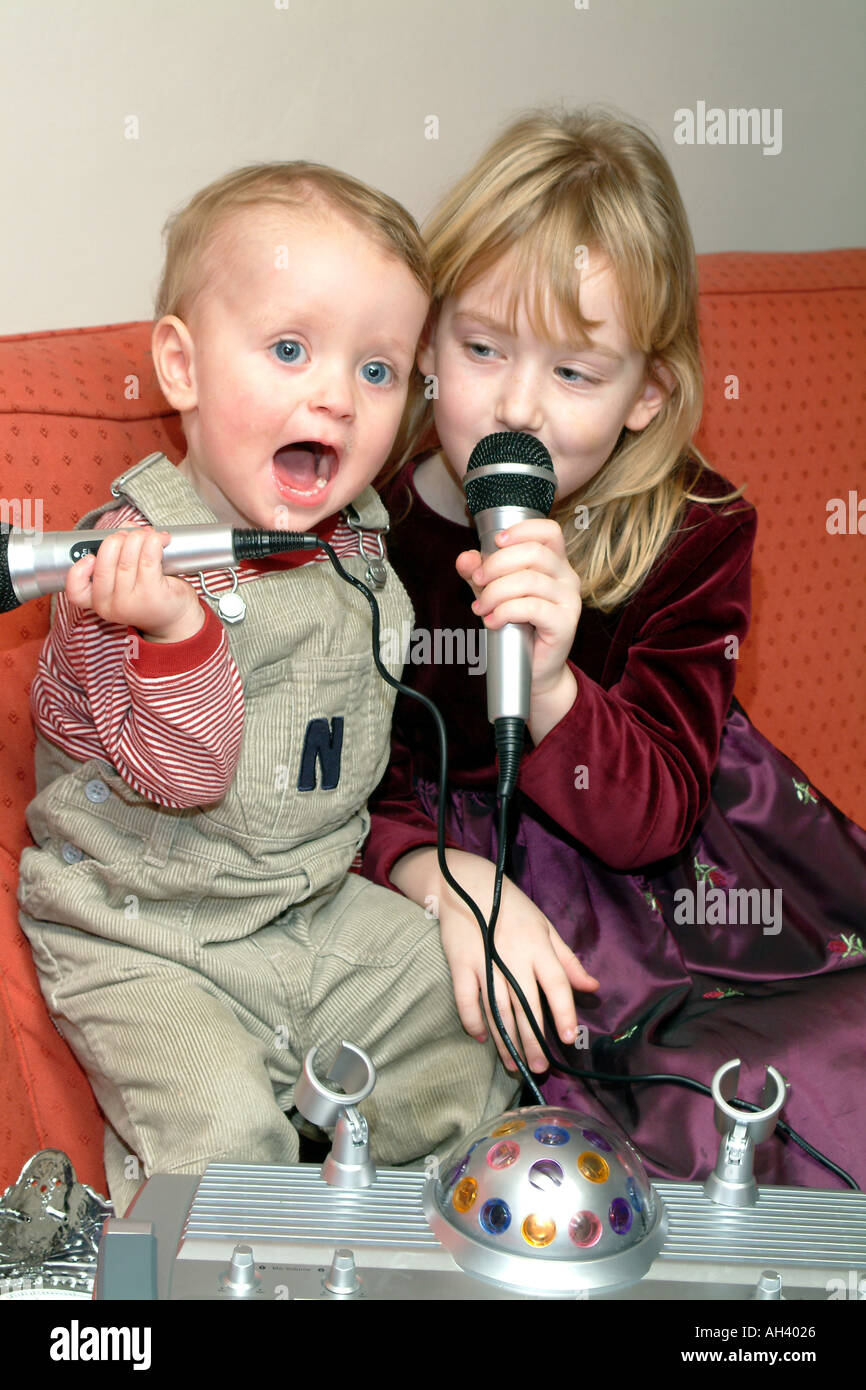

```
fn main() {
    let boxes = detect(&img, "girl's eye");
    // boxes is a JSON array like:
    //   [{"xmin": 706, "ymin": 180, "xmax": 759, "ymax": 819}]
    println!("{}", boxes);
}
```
[
  {"xmin": 466, "ymin": 341, "xmax": 498, "ymax": 359},
  {"xmin": 272, "ymin": 340, "xmax": 307, "ymax": 365},
  {"xmin": 557, "ymin": 366, "xmax": 600, "ymax": 386},
  {"xmin": 361, "ymin": 361, "xmax": 394, "ymax": 386}
]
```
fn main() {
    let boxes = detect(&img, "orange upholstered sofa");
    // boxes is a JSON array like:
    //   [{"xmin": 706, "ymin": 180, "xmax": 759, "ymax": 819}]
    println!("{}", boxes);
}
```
[{"xmin": 1, "ymin": 250, "xmax": 863, "ymax": 1197}]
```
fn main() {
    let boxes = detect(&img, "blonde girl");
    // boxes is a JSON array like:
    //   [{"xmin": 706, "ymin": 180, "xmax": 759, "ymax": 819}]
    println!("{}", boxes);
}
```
[{"xmin": 365, "ymin": 108, "xmax": 866, "ymax": 1189}]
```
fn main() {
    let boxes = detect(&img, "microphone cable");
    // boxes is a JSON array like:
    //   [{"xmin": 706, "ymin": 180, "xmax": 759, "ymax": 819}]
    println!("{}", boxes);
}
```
[
  {"xmin": 315, "ymin": 537, "xmax": 860, "ymax": 1193},
  {"xmin": 317, "ymin": 539, "xmax": 540, "ymax": 1094}
]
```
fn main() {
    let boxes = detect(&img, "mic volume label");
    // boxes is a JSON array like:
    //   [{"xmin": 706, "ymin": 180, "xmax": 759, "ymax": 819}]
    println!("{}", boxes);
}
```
[{"xmin": 70, "ymin": 541, "xmax": 102, "ymax": 562}]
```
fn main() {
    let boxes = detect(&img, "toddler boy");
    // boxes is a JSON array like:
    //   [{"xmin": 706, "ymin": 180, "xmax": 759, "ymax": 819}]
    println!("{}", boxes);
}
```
[{"xmin": 18, "ymin": 162, "xmax": 515, "ymax": 1215}]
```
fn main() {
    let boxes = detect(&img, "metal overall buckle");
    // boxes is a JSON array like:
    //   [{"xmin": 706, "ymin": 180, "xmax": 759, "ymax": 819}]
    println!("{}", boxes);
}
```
[
  {"xmin": 343, "ymin": 504, "xmax": 389, "ymax": 590},
  {"xmin": 110, "ymin": 454, "xmax": 164, "ymax": 499}
]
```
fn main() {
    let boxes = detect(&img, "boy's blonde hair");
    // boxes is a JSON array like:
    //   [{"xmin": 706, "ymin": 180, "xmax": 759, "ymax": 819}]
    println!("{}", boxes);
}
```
[
  {"xmin": 155, "ymin": 162, "xmax": 432, "ymax": 472},
  {"xmin": 389, "ymin": 107, "xmax": 746, "ymax": 611}
]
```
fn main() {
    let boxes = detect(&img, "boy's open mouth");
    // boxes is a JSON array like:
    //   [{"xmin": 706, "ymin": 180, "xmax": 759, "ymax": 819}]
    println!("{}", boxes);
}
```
[{"xmin": 272, "ymin": 441, "xmax": 338, "ymax": 502}]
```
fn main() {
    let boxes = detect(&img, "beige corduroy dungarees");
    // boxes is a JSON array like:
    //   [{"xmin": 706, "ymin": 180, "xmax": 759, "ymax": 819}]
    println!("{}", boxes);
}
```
[{"xmin": 18, "ymin": 454, "xmax": 516, "ymax": 1214}]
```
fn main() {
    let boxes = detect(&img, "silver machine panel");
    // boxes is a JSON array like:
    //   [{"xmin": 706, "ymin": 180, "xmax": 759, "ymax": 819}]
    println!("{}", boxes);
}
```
[{"xmin": 100, "ymin": 1161, "xmax": 866, "ymax": 1302}]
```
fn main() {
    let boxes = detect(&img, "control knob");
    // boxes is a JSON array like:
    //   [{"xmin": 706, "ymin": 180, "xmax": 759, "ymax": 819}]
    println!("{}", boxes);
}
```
[
  {"xmin": 219, "ymin": 1243, "xmax": 262, "ymax": 1297},
  {"xmin": 323, "ymin": 1248, "xmax": 361, "ymax": 1297}
]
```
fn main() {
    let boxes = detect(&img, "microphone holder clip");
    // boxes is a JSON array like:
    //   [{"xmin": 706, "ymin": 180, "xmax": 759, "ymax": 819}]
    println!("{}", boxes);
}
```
[
  {"xmin": 293, "ymin": 1041, "xmax": 377, "ymax": 1189},
  {"xmin": 703, "ymin": 1058, "xmax": 788, "ymax": 1207}
]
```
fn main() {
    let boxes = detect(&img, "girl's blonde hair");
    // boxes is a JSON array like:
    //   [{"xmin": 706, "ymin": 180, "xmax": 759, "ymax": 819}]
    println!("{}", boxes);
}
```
[{"xmin": 388, "ymin": 107, "xmax": 746, "ymax": 611}]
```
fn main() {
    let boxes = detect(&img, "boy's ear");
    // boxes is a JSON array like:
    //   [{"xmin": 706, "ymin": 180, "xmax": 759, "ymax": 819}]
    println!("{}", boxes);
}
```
[
  {"xmin": 624, "ymin": 357, "xmax": 676, "ymax": 432},
  {"xmin": 416, "ymin": 307, "xmax": 439, "ymax": 379},
  {"xmin": 152, "ymin": 316, "xmax": 198, "ymax": 412}
]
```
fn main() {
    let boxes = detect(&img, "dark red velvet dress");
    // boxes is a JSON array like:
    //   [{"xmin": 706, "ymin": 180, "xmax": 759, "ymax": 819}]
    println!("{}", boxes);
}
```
[{"xmin": 364, "ymin": 456, "xmax": 866, "ymax": 1191}]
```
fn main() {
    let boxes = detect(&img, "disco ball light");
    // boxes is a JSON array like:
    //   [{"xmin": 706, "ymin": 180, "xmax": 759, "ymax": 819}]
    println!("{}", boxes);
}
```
[{"xmin": 423, "ymin": 1107, "xmax": 666, "ymax": 1297}]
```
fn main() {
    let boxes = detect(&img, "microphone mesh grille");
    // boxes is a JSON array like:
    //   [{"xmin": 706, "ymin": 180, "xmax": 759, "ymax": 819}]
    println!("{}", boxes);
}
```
[
  {"xmin": 464, "ymin": 432, "xmax": 556, "ymax": 517},
  {"xmin": 0, "ymin": 531, "xmax": 19, "ymax": 614}
]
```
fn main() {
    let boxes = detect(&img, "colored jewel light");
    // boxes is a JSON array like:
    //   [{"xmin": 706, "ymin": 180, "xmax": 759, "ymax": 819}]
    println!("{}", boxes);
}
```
[
  {"xmin": 446, "ymin": 1156, "xmax": 470, "ymax": 1189},
  {"xmin": 569, "ymin": 1211, "xmax": 603, "ymax": 1248},
  {"xmin": 577, "ymin": 1151, "xmax": 610, "ymax": 1183},
  {"xmin": 522, "ymin": 1213, "xmax": 556, "ymax": 1247},
  {"xmin": 479, "ymin": 1199, "xmax": 512, "ymax": 1235},
  {"xmin": 581, "ymin": 1128, "xmax": 613, "ymax": 1154},
  {"xmin": 609, "ymin": 1197, "xmax": 633, "ymax": 1235},
  {"xmin": 491, "ymin": 1119, "xmax": 525, "ymax": 1137},
  {"xmin": 487, "ymin": 1141, "xmax": 520, "ymax": 1170},
  {"xmin": 535, "ymin": 1125, "xmax": 569, "ymax": 1146},
  {"xmin": 528, "ymin": 1159, "xmax": 564, "ymax": 1192},
  {"xmin": 453, "ymin": 1177, "xmax": 478, "ymax": 1213}
]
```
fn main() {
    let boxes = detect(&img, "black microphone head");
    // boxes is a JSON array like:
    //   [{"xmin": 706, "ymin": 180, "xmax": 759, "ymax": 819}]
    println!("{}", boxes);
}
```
[
  {"xmin": 0, "ymin": 531, "xmax": 21, "ymax": 614},
  {"xmin": 463, "ymin": 432, "xmax": 557, "ymax": 518}
]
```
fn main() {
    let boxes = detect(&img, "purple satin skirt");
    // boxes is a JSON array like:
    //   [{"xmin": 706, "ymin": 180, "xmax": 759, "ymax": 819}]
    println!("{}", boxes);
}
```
[{"xmin": 416, "ymin": 698, "xmax": 866, "ymax": 1191}]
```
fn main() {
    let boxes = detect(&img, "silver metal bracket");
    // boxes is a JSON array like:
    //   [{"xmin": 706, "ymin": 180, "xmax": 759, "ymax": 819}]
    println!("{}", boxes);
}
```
[
  {"xmin": 293, "ymin": 1041, "xmax": 377, "ymax": 1189},
  {"xmin": 110, "ymin": 454, "xmax": 164, "ymax": 498},
  {"xmin": 343, "ymin": 504, "xmax": 388, "ymax": 589},
  {"xmin": 703, "ymin": 1058, "xmax": 788, "ymax": 1207}
]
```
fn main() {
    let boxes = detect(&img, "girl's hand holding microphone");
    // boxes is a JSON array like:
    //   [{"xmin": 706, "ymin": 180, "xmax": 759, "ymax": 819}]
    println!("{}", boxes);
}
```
[
  {"xmin": 456, "ymin": 516, "xmax": 582, "ymax": 743},
  {"xmin": 65, "ymin": 527, "xmax": 205, "ymax": 644}
]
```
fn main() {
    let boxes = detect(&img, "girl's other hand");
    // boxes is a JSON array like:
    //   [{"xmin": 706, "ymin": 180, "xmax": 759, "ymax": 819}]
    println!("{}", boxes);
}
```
[
  {"xmin": 392, "ymin": 845, "xmax": 599, "ymax": 1074},
  {"xmin": 435, "ymin": 852, "xmax": 599, "ymax": 1073}
]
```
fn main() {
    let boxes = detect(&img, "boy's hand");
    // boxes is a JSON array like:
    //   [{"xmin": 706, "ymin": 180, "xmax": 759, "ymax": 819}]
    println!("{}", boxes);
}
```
[
  {"xmin": 393, "ymin": 846, "xmax": 599, "ymax": 1073},
  {"xmin": 456, "ymin": 518, "xmax": 582, "ymax": 699},
  {"xmin": 65, "ymin": 527, "xmax": 205, "ymax": 643}
]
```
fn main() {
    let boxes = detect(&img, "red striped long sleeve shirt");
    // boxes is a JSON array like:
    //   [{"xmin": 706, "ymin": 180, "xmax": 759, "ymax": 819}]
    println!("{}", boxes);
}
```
[{"xmin": 30, "ymin": 501, "xmax": 368, "ymax": 809}]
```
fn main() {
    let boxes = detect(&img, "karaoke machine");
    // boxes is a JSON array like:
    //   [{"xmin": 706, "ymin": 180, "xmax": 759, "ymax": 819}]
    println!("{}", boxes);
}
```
[{"xmin": 90, "ymin": 1043, "xmax": 866, "ymax": 1302}]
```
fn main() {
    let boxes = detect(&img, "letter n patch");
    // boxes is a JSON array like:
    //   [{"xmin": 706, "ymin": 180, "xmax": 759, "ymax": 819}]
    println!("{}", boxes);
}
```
[{"xmin": 297, "ymin": 716, "xmax": 344, "ymax": 791}]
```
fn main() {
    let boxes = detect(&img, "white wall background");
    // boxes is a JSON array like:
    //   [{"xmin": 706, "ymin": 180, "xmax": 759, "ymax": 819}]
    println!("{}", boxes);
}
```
[{"xmin": 0, "ymin": 0, "xmax": 863, "ymax": 333}]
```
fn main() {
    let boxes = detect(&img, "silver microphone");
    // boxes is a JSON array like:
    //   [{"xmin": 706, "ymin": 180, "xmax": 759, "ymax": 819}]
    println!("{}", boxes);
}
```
[
  {"xmin": 0, "ymin": 523, "xmax": 318, "ymax": 613},
  {"xmin": 463, "ymin": 432, "xmax": 557, "ymax": 797}
]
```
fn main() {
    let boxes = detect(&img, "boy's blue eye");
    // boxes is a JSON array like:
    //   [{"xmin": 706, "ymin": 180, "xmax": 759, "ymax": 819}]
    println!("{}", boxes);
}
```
[
  {"xmin": 467, "ymin": 341, "xmax": 497, "ymax": 358},
  {"xmin": 361, "ymin": 361, "xmax": 393, "ymax": 386},
  {"xmin": 272, "ymin": 340, "xmax": 306, "ymax": 364}
]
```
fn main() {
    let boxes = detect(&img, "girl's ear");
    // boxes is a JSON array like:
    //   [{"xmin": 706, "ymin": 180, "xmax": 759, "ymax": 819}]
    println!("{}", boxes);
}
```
[
  {"xmin": 624, "ymin": 357, "xmax": 676, "ymax": 432},
  {"xmin": 152, "ymin": 316, "xmax": 198, "ymax": 412}
]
